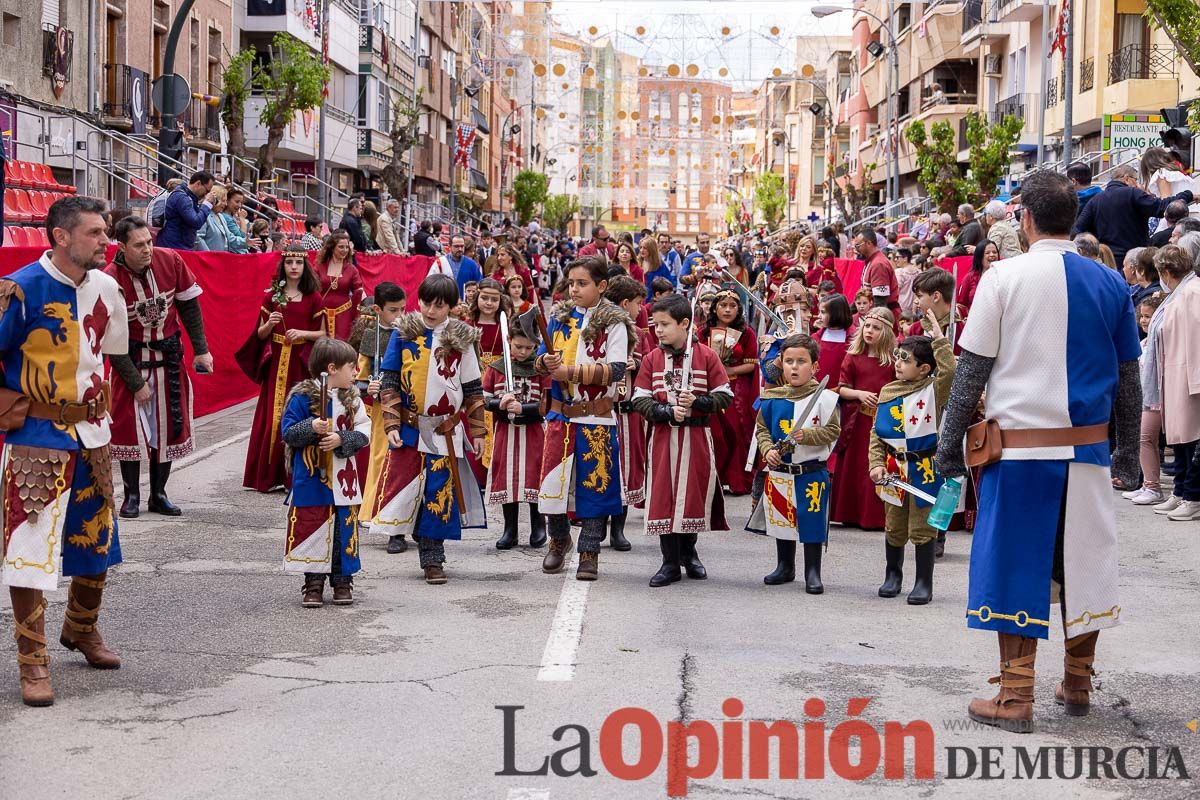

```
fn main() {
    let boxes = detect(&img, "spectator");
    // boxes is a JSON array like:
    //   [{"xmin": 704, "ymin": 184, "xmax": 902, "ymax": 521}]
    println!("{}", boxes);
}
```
[
  {"xmin": 412, "ymin": 220, "xmax": 439, "ymax": 256},
  {"xmin": 338, "ymin": 198, "xmax": 369, "ymax": 252},
  {"xmin": 577, "ymin": 225, "xmax": 617, "ymax": 261},
  {"xmin": 195, "ymin": 186, "xmax": 230, "ymax": 252},
  {"xmin": 147, "ymin": 178, "xmax": 184, "ymax": 229},
  {"xmin": 1150, "ymin": 200, "xmax": 1190, "ymax": 247},
  {"xmin": 958, "ymin": 240, "xmax": 999, "ymax": 310},
  {"xmin": 430, "ymin": 234, "xmax": 485, "ymax": 296},
  {"xmin": 947, "ymin": 203, "xmax": 983, "ymax": 257},
  {"xmin": 488, "ymin": 243, "xmax": 534, "ymax": 298},
  {"xmin": 361, "ymin": 201, "xmax": 382, "ymax": 252},
  {"xmin": 222, "ymin": 188, "xmax": 251, "ymax": 254},
  {"xmin": 639, "ymin": 237, "xmax": 672, "ymax": 290},
  {"xmin": 982, "ymin": 200, "xmax": 1021, "ymax": 259},
  {"xmin": 477, "ymin": 230, "xmax": 496, "ymax": 264},
  {"xmin": 299, "ymin": 216, "xmax": 324, "ymax": 251},
  {"xmin": 908, "ymin": 210, "xmax": 929, "ymax": 241},
  {"xmin": 1125, "ymin": 247, "xmax": 1162, "ymax": 309},
  {"xmin": 892, "ymin": 247, "xmax": 920, "ymax": 313},
  {"xmin": 249, "ymin": 218, "xmax": 276, "ymax": 253},
  {"xmin": 819, "ymin": 225, "xmax": 840, "ymax": 257},
  {"xmin": 1171, "ymin": 217, "xmax": 1200, "ymax": 244},
  {"xmin": 1067, "ymin": 162, "xmax": 1102, "ymax": 219},
  {"xmin": 679, "ymin": 232, "xmax": 713, "ymax": 286},
  {"xmin": 1153, "ymin": 239, "xmax": 1200, "ymax": 520},
  {"xmin": 158, "ymin": 170, "xmax": 216, "ymax": 250},
  {"xmin": 376, "ymin": 200, "xmax": 402, "ymax": 254},
  {"xmin": 854, "ymin": 228, "xmax": 898, "ymax": 313},
  {"xmin": 1072, "ymin": 163, "xmax": 1195, "ymax": 265},
  {"xmin": 1074, "ymin": 232, "xmax": 1104, "ymax": 262},
  {"xmin": 1140, "ymin": 146, "xmax": 1200, "ymax": 226},
  {"xmin": 656, "ymin": 232, "xmax": 680, "ymax": 277}
]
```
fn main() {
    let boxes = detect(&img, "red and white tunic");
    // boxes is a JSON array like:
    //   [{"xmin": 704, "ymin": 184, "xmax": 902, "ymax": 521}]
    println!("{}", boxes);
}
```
[
  {"xmin": 484, "ymin": 366, "xmax": 548, "ymax": 504},
  {"xmin": 633, "ymin": 341, "xmax": 732, "ymax": 535}
]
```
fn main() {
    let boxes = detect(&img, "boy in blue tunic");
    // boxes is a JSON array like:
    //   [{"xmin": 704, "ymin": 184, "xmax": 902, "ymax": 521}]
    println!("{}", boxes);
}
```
[
  {"xmin": 281, "ymin": 337, "xmax": 371, "ymax": 607},
  {"xmin": 868, "ymin": 311, "xmax": 956, "ymax": 606},
  {"xmin": 746, "ymin": 334, "xmax": 841, "ymax": 593}
]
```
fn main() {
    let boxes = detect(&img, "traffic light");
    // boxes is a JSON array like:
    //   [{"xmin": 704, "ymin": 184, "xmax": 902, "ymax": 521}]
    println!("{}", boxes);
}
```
[{"xmin": 1160, "ymin": 105, "xmax": 1193, "ymax": 171}]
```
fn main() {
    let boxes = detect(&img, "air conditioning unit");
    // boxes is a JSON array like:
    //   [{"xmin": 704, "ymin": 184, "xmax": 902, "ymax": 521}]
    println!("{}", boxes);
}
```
[
  {"xmin": 417, "ymin": 55, "xmax": 431, "ymax": 68},
  {"xmin": 984, "ymin": 55, "xmax": 1003, "ymax": 77}
]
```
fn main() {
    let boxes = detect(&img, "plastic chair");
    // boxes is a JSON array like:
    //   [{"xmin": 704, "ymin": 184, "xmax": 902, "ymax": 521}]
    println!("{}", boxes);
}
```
[
  {"xmin": 16, "ymin": 162, "xmax": 36, "ymax": 189},
  {"xmin": 6, "ymin": 226, "xmax": 29, "ymax": 247},
  {"xmin": 28, "ymin": 226, "xmax": 49, "ymax": 247},
  {"xmin": 8, "ymin": 189, "xmax": 32, "ymax": 222},
  {"xmin": 28, "ymin": 192, "xmax": 50, "ymax": 222}
]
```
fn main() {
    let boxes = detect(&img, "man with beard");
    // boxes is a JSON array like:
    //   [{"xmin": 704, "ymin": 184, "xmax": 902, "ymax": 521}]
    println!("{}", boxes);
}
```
[{"xmin": 0, "ymin": 196, "xmax": 130, "ymax": 706}]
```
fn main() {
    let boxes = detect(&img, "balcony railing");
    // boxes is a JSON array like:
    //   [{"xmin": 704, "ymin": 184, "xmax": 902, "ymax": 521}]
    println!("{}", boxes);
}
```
[
  {"xmin": 962, "ymin": 0, "xmax": 984, "ymax": 33},
  {"xmin": 994, "ymin": 94, "xmax": 1024, "ymax": 124},
  {"xmin": 920, "ymin": 89, "xmax": 978, "ymax": 112},
  {"xmin": 102, "ymin": 64, "xmax": 146, "ymax": 120},
  {"xmin": 1080, "ymin": 57, "xmax": 1095, "ymax": 92},
  {"xmin": 183, "ymin": 98, "xmax": 221, "ymax": 142},
  {"xmin": 1107, "ymin": 44, "xmax": 1177, "ymax": 84},
  {"xmin": 1045, "ymin": 75, "xmax": 1060, "ymax": 108}
]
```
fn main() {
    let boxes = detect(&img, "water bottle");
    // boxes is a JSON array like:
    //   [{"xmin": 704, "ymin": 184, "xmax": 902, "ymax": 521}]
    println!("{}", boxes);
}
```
[{"xmin": 926, "ymin": 477, "xmax": 963, "ymax": 531}]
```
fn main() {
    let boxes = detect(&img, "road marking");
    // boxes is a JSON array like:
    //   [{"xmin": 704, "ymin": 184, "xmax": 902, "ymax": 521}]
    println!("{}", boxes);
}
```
[
  {"xmin": 505, "ymin": 790, "xmax": 550, "ymax": 800},
  {"xmin": 174, "ymin": 430, "xmax": 251, "ymax": 472},
  {"xmin": 537, "ymin": 551, "xmax": 589, "ymax": 681}
]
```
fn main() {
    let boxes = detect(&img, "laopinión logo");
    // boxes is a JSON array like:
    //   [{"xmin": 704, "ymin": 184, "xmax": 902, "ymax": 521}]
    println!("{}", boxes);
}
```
[{"xmin": 497, "ymin": 699, "xmax": 1192, "ymax": 795}]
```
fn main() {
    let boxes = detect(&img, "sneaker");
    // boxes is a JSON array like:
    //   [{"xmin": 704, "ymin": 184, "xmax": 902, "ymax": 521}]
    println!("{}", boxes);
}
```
[
  {"xmin": 1121, "ymin": 488, "xmax": 1142, "ymax": 500},
  {"xmin": 1130, "ymin": 488, "xmax": 1165, "ymax": 505},
  {"xmin": 1167, "ymin": 500, "xmax": 1200, "ymax": 521},
  {"xmin": 1154, "ymin": 495, "xmax": 1183, "ymax": 515}
]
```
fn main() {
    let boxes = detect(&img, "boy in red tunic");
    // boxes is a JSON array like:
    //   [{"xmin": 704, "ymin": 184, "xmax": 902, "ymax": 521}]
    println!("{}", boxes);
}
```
[{"xmin": 632, "ymin": 294, "xmax": 733, "ymax": 588}]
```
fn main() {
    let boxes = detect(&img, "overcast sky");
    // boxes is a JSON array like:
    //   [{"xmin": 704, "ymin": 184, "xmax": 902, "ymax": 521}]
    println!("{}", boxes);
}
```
[{"xmin": 538, "ymin": 1, "xmax": 854, "ymax": 88}]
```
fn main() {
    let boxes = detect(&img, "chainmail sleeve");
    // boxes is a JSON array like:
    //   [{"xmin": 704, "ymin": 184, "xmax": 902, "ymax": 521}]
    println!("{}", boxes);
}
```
[
  {"xmin": 1111, "ymin": 360, "xmax": 1143, "ymax": 488},
  {"xmin": 176, "ymin": 297, "xmax": 209, "ymax": 354},
  {"xmin": 935, "ymin": 348, "xmax": 995, "ymax": 479},
  {"xmin": 108, "ymin": 352, "xmax": 146, "ymax": 393}
]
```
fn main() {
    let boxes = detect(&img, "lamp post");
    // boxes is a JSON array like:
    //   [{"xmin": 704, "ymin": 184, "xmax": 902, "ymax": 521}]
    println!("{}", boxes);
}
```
[{"xmin": 812, "ymin": 4, "xmax": 900, "ymax": 209}]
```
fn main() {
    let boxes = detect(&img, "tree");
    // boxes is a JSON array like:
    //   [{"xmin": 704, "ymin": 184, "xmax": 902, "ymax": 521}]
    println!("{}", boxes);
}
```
[
  {"xmin": 542, "ymin": 193, "xmax": 580, "ymax": 232},
  {"xmin": 830, "ymin": 152, "xmax": 879, "ymax": 224},
  {"xmin": 512, "ymin": 170, "xmax": 549, "ymax": 225},
  {"xmin": 1145, "ymin": 0, "xmax": 1200, "ymax": 129},
  {"xmin": 253, "ymin": 33, "xmax": 331, "ymax": 178},
  {"xmin": 964, "ymin": 111, "xmax": 1024, "ymax": 204},
  {"xmin": 754, "ymin": 171, "xmax": 787, "ymax": 229},
  {"xmin": 219, "ymin": 49, "xmax": 256, "ymax": 174},
  {"xmin": 380, "ymin": 88, "xmax": 423, "ymax": 205},
  {"xmin": 905, "ymin": 120, "xmax": 967, "ymax": 213}
]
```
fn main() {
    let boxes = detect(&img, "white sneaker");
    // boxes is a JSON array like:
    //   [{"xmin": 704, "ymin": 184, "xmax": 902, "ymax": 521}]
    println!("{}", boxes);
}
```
[
  {"xmin": 1121, "ymin": 488, "xmax": 1141, "ymax": 499},
  {"xmin": 1154, "ymin": 495, "xmax": 1183, "ymax": 515},
  {"xmin": 1167, "ymin": 500, "xmax": 1200, "ymax": 521},
  {"xmin": 1130, "ymin": 488, "xmax": 1165, "ymax": 505}
]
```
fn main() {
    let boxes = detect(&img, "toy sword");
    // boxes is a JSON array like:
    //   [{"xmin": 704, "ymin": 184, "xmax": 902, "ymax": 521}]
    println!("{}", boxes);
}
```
[
  {"xmin": 319, "ymin": 371, "xmax": 332, "ymax": 480},
  {"xmin": 678, "ymin": 294, "xmax": 699, "ymax": 398},
  {"xmin": 773, "ymin": 374, "xmax": 830, "ymax": 456},
  {"xmin": 877, "ymin": 474, "xmax": 938, "ymax": 505},
  {"xmin": 498, "ymin": 310, "xmax": 516, "ymax": 421},
  {"xmin": 719, "ymin": 269, "xmax": 789, "ymax": 333}
]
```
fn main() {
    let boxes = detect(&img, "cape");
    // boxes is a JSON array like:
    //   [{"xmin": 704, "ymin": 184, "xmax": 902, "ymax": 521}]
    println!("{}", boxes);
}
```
[{"xmin": 393, "ymin": 312, "xmax": 481, "ymax": 354}]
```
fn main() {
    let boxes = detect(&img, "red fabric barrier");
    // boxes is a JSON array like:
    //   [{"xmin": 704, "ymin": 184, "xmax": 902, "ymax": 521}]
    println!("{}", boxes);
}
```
[
  {"xmin": 833, "ymin": 258, "xmax": 864, "ymax": 301},
  {"xmin": 936, "ymin": 255, "xmax": 976, "ymax": 288},
  {"xmin": 0, "ymin": 247, "xmax": 436, "ymax": 417}
]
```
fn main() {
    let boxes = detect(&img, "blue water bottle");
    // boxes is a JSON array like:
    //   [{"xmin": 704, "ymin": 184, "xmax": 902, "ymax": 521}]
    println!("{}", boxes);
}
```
[{"xmin": 926, "ymin": 477, "xmax": 963, "ymax": 531}]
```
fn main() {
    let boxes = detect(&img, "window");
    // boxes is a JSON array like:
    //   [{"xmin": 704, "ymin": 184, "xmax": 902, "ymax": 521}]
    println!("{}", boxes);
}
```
[
  {"xmin": 814, "ymin": 155, "xmax": 825, "ymax": 185},
  {"xmin": 896, "ymin": 3, "xmax": 912, "ymax": 33},
  {"xmin": 689, "ymin": 213, "xmax": 699, "ymax": 231},
  {"xmin": 357, "ymin": 74, "xmax": 370, "ymax": 126},
  {"xmin": 152, "ymin": 2, "xmax": 168, "ymax": 80}
]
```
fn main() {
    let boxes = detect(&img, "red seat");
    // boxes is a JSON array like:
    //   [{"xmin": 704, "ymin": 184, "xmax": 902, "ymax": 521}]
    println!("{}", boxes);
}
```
[
  {"xmin": 28, "ymin": 226, "xmax": 49, "ymax": 247},
  {"xmin": 16, "ymin": 162, "xmax": 36, "ymax": 189},
  {"xmin": 29, "ymin": 192, "xmax": 50, "ymax": 222},
  {"xmin": 3, "ymin": 160, "xmax": 17, "ymax": 188},
  {"xmin": 6, "ymin": 227, "xmax": 29, "ymax": 247},
  {"xmin": 7, "ymin": 189, "xmax": 32, "ymax": 223},
  {"xmin": 28, "ymin": 163, "xmax": 50, "ymax": 189}
]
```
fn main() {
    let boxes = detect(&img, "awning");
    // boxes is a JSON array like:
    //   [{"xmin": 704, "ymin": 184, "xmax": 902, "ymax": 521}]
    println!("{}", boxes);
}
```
[
  {"xmin": 472, "ymin": 108, "xmax": 491, "ymax": 135},
  {"xmin": 470, "ymin": 168, "xmax": 488, "ymax": 192}
]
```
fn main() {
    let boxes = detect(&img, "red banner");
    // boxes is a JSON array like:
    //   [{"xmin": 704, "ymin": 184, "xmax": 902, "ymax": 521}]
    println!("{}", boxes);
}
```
[
  {"xmin": 0, "ymin": 248, "xmax": 434, "ymax": 418},
  {"xmin": 831, "ymin": 255, "xmax": 974, "ymax": 312}
]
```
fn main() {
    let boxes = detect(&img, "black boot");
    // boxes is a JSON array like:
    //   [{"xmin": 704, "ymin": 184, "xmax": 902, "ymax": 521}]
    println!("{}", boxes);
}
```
[
  {"xmin": 528, "ymin": 504, "xmax": 547, "ymax": 548},
  {"xmin": 878, "ymin": 543, "xmax": 904, "ymax": 598},
  {"xmin": 680, "ymin": 533, "xmax": 706, "ymax": 579},
  {"xmin": 496, "ymin": 503, "xmax": 519, "ymax": 550},
  {"xmin": 803, "ymin": 543, "xmax": 824, "ymax": 594},
  {"xmin": 764, "ymin": 539, "xmax": 796, "ymax": 585},
  {"xmin": 935, "ymin": 530, "xmax": 946, "ymax": 559},
  {"xmin": 147, "ymin": 451, "xmax": 181, "ymax": 516},
  {"xmin": 907, "ymin": 541, "xmax": 936, "ymax": 605},
  {"xmin": 118, "ymin": 460, "xmax": 140, "ymax": 519},
  {"xmin": 609, "ymin": 510, "xmax": 631, "ymax": 551},
  {"xmin": 386, "ymin": 534, "xmax": 408, "ymax": 554},
  {"xmin": 649, "ymin": 535, "xmax": 682, "ymax": 587}
]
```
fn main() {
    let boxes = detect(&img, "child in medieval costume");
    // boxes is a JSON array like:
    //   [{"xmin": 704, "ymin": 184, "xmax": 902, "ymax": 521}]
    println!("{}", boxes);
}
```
[
  {"xmin": 536, "ymin": 256, "xmax": 635, "ymax": 581},
  {"xmin": 281, "ymin": 338, "xmax": 371, "ymax": 607},
  {"xmin": 747, "ymin": 334, "xmax": 841, "ymax": 593},
  {"xmin": 604, "ymin": 275, "xmax": 652, "ymax": 549},
  {"xmin": 349, "ymin": 282, "xmax": 407, "ymax": 554},
  {"xmin": 704, "ymin": 288, "xmax": 759, "ymax": 496},
  {"xmin": 466, "ymin": 278, "xmax": 513, "ymax": 483},
  {"xmin": 373, "ymin": 274, "xmax": 488, "ymax": 585},
  {"xmin": 868, "ymin": 311, "xmax": 957, "ymax": 605},
  {"xmin": 485, "ymin": 323, "xmax": 549, "ymax": 549},
  {"xmin": 632, "ymin": 294, "xmax": 733, "ymax": 588}
]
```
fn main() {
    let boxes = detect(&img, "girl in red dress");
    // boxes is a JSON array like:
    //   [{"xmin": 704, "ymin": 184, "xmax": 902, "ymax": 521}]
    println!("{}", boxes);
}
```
[
  {"xmin": 491, "ymin": 244, "xmax": 536, "ymax": 299},
  {"xmin": 314, "ymin": 230, "xmax": 364, "ymax": 340},
  {"xmin": 505, "ymin": 274, "xmax": 533, "ymax": 316},
  {"xmin": 614, "ymin": 241, "xmax": 645, "ymax": 284},
  {"xmin": 468, "ymin": 278, "xmax": 513, "ymax": 480},
  {"xmin": 829, "ymin": 307, "xmax": 896, "ymax": 530},
  {"xmin": 705, "ymin": 289, "xmax": 759, "ymax": 495},
  {"xmin": 813, "ymin": 294, "xmax": 854, "ymax": 390},
  {"xmin": 238, "ymin": 248, "xmax": 326, "ymax": 492}
]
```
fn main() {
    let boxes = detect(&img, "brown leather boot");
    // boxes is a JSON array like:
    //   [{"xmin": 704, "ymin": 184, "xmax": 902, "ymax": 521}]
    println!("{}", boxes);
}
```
[
  {"xmin": 11, "ymin": 588, "xmax": 53, "ymax": 707},
  {"xmin": 967, "ymin": 632, "xmax": 1037, "ymax": 733},
  {"xmin": 423, "ymin": 565, "xmax": 447, "ymax": 585},
  {"xmin": 331, "ymin": 581, "xmax": 354, "ymax": 606},
  {"xmin": 542, "ymin": 535, "xmax": 573, "ymax": 574},
  {"xmin": 576, "ymin": 551, "xmax": 599, "ymax": 581},
  {"xmin": 59, "ymin": 573, "xmax": 121, "ymax": 669},
  {"xmin": 1055, "ymin": 631, "xmax": 1097, "ymax": 716},
  {"xmin": 302, "ymin": 575, "xmax": 325, "ymax": 608}
]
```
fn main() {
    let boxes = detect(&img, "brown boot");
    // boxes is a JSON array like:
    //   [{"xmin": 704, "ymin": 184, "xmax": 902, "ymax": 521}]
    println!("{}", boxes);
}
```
[
  {"xmin": 576, "ymin": 551, "xmax": 598, "ymax": 581},
  {"xmin": 331, "ymin": 581, "xmax": 354, "ymax": 605},
  {"xmin": 423, "ymin": 565, "xmax": 447, "ymax": 585},
  {"xmin": 59, "ymin": 573, "xmax": 121, "ymax": 669},
  {"xmin": 542, "ymin": 535, "xmax": 573, "ymax": 574},
  {"xmin": 302, "ymin": 575, "xmax": 325, "ymax": 608},
  {"xmin": 11, "ymin": 588, "xmax": 53, "ymax": 707},
  {"xmin": 1055, "ymin": 631, "xmax": 1097, "ymax": 716},
  {"xmin": 967, "ymin": 632, "xmax": 1037, "ymax": 733}
]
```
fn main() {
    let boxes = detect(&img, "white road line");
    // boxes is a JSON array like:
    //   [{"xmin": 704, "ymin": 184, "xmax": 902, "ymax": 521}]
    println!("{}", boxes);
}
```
[
  {"xmin": 505, "ymin": 789, "xmax": 550, "ymax": 800},
  {"xmin": 173, "ymin": 430, "xmax": 250, "ymax": 472},
  {"xmin": 537, "ymin": 551, "xmax": 589, "ymax": 681}
]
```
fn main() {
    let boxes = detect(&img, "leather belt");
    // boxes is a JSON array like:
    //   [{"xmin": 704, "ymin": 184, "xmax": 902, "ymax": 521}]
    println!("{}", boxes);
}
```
[
  {"xmin": 897, "ymin": 448, "xmax": 936, "ymax": 461},
  {"xmin": 617, "ymin": 400, "xmax": 634, "ymax": 414},
  {"xmin": 773, "ymin": 459, "xmax": 828, "ymax": 475},
  {"xmin": 669, "ymin": 416, "xmax": 709, "ymax": 428},
  {"xmin": 28, "ymin": 382, "xmax": 111, "ymax": 425},
  {"xmin": 550, "ymin": 397, "xmax": 614, "ymax": 419},
  {"xmin": 1000, "ymin": 422, "xmax": 1108, "ymax": 449},
  {"xmin": 398, "ymin": 407, "xmax": 457, "ymax": 435}
]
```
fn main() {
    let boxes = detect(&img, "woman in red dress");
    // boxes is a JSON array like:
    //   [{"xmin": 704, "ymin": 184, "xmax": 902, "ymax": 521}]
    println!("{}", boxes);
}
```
[
  {"xmin": 812, "ymin": 294, "xmax": 854, "ymax": 389},
  {"xmin": 705, "ymin": 288, "xmax": 759, "ymax": 495},
  {"xmin": 238, "ymin": 248, "xmax": 325, "ymax": 492},
  {"xmin": 314, "ymin": 230, "xmax": 364, "ymax": 340},
  {"xmin": 491, "ymin": 244, "xmax": 536, "ymax": 299},
  {"xmin": 829, "ymin": 307, "xmax": 896, "ymax": 530},
  {"xmin": 614, "ymin": 241, "xmax": 645, "ymax": 284}
]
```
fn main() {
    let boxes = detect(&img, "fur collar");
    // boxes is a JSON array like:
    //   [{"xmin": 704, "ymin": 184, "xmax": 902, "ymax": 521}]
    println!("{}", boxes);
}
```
[
  {"xmin": 393, "ymin": 312, "xmax": 480, "ymax": 353},
  {"xmin": 761, "ymin": 380, "xmax": 820, "ymax": 400},
  {"xmin": 550, "ymin": 299, "xmax": 637, "ymax": 348}
]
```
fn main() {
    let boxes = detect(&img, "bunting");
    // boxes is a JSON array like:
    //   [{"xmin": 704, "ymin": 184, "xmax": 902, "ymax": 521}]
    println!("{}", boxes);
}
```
[
  {"xmin": 455, "ymin": 124, "xmax": 478, "ymax": 169},
  {"xmin": 1050, "ymin": 0, "xmax": 1070, "ymax": 57}
]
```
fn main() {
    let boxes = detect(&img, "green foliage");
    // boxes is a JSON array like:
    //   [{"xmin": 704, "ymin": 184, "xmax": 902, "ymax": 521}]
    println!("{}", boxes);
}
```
[
  {"xmin": 513, "ymin": 170, "xmax": 549, "ymax": 225},
  {"xmin": 541, "ymin": 193, "xmax": 581, "ymax": 232},
  {"xmin": 964, "ymin": 112, "xmax": 1023, "ymax": 204},
  {"xmin": 1146, "ymin": 0, "xmax": 1200, "ymax": 130},
  {"xmin": 905, "ymin": 120, "xmax": 966, "ymax": 213},
  {"xmin": 219, "ymin": 49, "xmax": 257, "ymax": 163},
  {"xmin": 754, "ymin": 171, "xmax": 787, "ymax": 229},
  {"xmin": 253, "ymin": 33, "xmax": 332, "ymax": 175}
]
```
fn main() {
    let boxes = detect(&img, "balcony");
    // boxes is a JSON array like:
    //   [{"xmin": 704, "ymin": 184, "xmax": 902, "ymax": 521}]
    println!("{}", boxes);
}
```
[
  {"xmin": 992, "ymin": 0, "xmax": 1042, "ymax": 22},
  {"xmin": 1107, "ymin": 44, "xmax": 1176, "ymax": 85},
  {"xmin": 101, "ymin": 64, "xmax": 147, "ymax": 131},
  {"xmin": 183, "ymin": 99, "xmax": 222, "ymax": 150},
  {"xmin": 961, "ymin": 0, "xmax": 983, "ymax": 34},
  {"xmin": 920, "ymin": 88, "xmax": 978, "ymax": 113},
  {"xmin": 993, "ymin": 94, "xmax": 1025, "ymax": 124},
  {"xmin": 1045, "ymin": 73, "xmax": 1062, "ymax": 108},
  {"xmin": 1080, "ymin": 57, "xmax": 1095, "ymax": 93}
]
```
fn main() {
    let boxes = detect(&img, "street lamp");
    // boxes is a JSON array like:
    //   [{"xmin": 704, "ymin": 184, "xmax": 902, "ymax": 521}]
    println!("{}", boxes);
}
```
[{"xmin": 811, "ymin": 3, "xmax": 901, "ymax": 210}]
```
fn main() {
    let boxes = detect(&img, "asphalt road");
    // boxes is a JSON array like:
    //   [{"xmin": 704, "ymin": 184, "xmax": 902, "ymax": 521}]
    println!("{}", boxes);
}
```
[{"xmin": 0, "ymin": 401, "xmax": 1197, "ymax": 799}]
